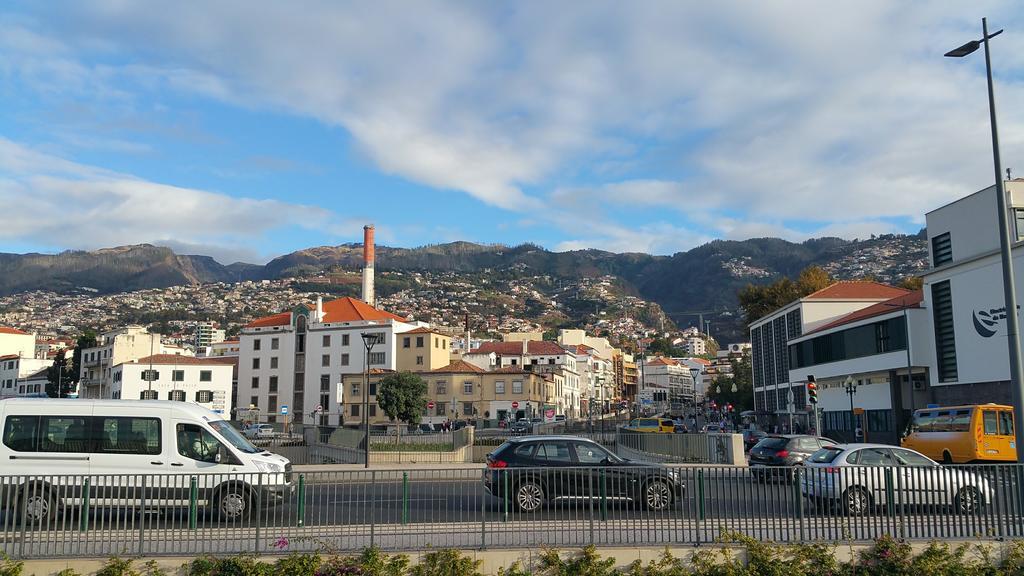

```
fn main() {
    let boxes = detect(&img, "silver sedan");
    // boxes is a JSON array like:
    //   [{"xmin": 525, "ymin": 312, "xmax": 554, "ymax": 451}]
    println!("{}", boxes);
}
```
[{"xmin": 800, "ymin": 443, "xmax": 992, "ymax": 516}]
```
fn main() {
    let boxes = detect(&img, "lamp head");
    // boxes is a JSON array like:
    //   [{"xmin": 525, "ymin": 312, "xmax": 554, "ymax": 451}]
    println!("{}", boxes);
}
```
[{"xmin": 944, "ymin": 40, "xmax": 980, "ymax": 58}]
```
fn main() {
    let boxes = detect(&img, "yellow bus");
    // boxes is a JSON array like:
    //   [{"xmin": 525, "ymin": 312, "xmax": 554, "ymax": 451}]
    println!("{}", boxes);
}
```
[{"xmin": 901, "ymin": 404, "xmax": 1016, "ymax": 463}]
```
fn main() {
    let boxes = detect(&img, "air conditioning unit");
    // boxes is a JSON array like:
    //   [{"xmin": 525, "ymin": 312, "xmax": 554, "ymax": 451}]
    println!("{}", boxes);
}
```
[{"xmin": 913, "ymin": 380, "xmax": 925, "ymax": 390}]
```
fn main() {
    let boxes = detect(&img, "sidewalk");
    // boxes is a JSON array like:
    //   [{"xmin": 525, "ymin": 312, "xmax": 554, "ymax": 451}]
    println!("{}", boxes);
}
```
[{"xmin": 294, "ymin": 462, "xmax": 485, "ymax": 472}]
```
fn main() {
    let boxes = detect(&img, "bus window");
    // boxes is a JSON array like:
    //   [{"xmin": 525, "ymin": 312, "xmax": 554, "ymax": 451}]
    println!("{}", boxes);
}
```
[
  {"xmin": 1000, "ymin": 412, "xmax": 1014, "ymax": 436},
  {"xmin": 933, "ymin": 411, "xmax": 952, "ymax": 432},
  {"xmin": 951, "ymin": 410, "xmax": 971, "ymax": 432},
  {"xmin": 983, "ymin": 411, "xmax": 999, "ymax": 435},
  {"xmin": 911, "ymin": 411, "xmax": 934, "ymax": 433}
]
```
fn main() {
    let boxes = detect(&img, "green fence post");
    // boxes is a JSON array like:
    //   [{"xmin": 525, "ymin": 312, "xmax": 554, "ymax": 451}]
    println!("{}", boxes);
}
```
[
  {"xmin": 401, "ymin": 472, "xmax": 409, "ymax": 525},
  {"xmin": 884, "ymin": 468, "xmax": 895, "ymax": 519},
  {"xmin": 79, "ymin": 478, "xmax": 91, "ymax": 532},
  {"xmin": 296, "ymin": 474, "xmax": 306, "ymax": 527},
  {"xmin": 188, "ymin": 476, "xmax": 198, "ymax": 531},
  {"xmin": 697, "ymin": 469, "xmax": 706, "ymax": 521},
  {"xmin": 600, "ymin": 469, "xmax": 608, "ymax": 521},
  {"xmin": 503, "ymin": 470, "xmax": 509, "ymax": 523}
]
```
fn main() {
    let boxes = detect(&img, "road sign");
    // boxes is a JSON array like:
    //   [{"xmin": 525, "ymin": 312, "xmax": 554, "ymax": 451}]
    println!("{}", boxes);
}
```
[
  {"xmin": 427, "ymin": 401, "xmax": 435, "ymax": 409},
  {"xmin": 281, "ymin": 405, "xmax": 289, "ymax": 415},
  {"xmin": 511, "ymin": 401, "xmax": 519, "ymax": 409}
]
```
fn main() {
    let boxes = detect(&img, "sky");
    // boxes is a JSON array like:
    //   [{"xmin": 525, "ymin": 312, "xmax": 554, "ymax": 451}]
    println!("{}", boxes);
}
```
[{"xmin": 2, "ymin": 1, "xmax": 1024, "ymax": 264}]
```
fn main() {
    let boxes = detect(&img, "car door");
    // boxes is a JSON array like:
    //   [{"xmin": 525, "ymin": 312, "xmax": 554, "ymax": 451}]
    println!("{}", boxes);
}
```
[
  {"xmin": 890, "ymin": 447, "xmax": 940, "ymax": 506},
  {"xmin": 572, "ymin": 441, "xmax": 626, "ymax": 498},
  {"xmin": 172, "ymin": 421, "xmax": 235, "ymax": 505},
  {"xmin": 533, "ymin": 440, "xmax": 575, "ymax": 499},
  {"xmin": 849, "ymin": 447, "xmax": 898, "ymax": 506}
]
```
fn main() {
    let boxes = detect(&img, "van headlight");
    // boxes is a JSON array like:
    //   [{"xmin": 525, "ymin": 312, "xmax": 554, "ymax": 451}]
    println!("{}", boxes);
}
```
[{"xmin": 255, "ymin": 461, "xmax": 283, "ymax": 474}]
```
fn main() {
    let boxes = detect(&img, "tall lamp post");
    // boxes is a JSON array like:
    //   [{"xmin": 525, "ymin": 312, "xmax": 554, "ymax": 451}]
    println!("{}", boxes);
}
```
[
  {"xmin": 689, "ymin": 368, "xmax": 700, "ymax": 428},
  {"xmin": 945, "ymin": 19, "xmax": 1024, "ymax": 464},
  {"xmin": 360, "ymin": 332, "xmax": 378, "ymax": 469},
  {"xmin": 844, "ymin": 376, "xmax": 857, "ymax": 443}
]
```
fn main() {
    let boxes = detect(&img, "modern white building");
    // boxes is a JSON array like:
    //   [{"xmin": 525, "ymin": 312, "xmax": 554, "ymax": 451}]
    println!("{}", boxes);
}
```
[
  {"xmin": 683, "ymin": 336, "xmax": 707, "ymax": 356},
  {"xmin": 194, "ymin": 321, "xmax": 226, "ymax": 350},
  {"xmin": 919, "ymin": 179, "xmax": 1024, "ymax": 406},
  {"xmin": 236, "ymin": 296, "xmax": 418, "ymax": 427},
  {"xmin": 79, "ymin": 326, "xmax": 188, "ymax": 399},
  {"xmin": 110, "ymin": 354, "xmax": 234, "ymax": 415},
  {"xmin": 750, "ymin": 281, "xmax": 912, "ymax": 428},
  {"xmin": 677, "ymin": 357, "xmax": 711, "ymax": 401},
  {"xmin": 201, "ymin": 339, "xmax": 241, "ymax": 358}
]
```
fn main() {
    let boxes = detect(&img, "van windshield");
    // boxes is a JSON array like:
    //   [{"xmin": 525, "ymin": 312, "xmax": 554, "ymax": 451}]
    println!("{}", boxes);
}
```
[{"xmin": 209, "ymin": 420, "xmax": 261, "ymax": 454}]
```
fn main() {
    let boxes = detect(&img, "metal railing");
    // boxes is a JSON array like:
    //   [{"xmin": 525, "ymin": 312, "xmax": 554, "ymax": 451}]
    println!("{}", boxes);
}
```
[{"xmin": 3, "ymin": 463, "xmax": 1024, "ymax": 559}]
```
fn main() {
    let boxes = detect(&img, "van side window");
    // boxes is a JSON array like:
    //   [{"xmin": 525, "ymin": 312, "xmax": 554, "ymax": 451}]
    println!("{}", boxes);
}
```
[
  {"xmin": 176, "ymin": 423, "xmax": 224, "ymax": 463},
  {"xmin": 40, "ymin": 416, "xmax": 91, "ymax": 453},
  {"xmin": 98, "ymin": 417, "xmax": 161, "ymax": 455},
  {"xmin": 2, "ymin": 415, "xmax": 39, "ymax": 452}
]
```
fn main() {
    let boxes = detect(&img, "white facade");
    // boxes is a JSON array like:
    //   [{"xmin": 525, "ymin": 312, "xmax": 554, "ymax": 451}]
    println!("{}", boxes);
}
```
[
  {"xmin": 640, "ymin": 357, "xmax": 695, "ymax": 402},
  {"xmin": 683, "ymin": 337, "xmax": 707, "ymax": 356},
  {"xmin": 79, "ymin": 326, "xmax": 181, "ymax": 399},
  {"xmin": 201, "ymin": 340, "xmax": 241, "ymax": 358},
  {"xmin": 194, "ymin": 321, "xmax": 226, "ymax": 350},
  {"xmin": 1, "ymin": 356, "xmax": 50, "ymax": 398},
  {"xmin": 0, "ymin": 329, "xmax": 35, "ymax": 359},
  {"xmin": 111, "ymin": 358, "xmax": 233, "ymax": 415}
]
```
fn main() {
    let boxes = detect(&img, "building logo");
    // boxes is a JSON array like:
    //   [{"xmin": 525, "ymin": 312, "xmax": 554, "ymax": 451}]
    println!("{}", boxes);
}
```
[{"xmin": 974, "ymin": 307, "xmax": 1008, "ymax": 338}]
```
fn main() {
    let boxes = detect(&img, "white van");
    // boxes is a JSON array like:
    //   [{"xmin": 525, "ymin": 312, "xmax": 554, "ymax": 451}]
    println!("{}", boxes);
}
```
[{"xmin": 0, "ymin": 398, "xmax": 292, "ymax": 524}]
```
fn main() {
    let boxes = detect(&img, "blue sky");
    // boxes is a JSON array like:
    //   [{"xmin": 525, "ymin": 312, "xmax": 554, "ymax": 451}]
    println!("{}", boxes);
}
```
[{"xmin": 2, "ymin": 1, "xmax": 1023, "ymax": 264}]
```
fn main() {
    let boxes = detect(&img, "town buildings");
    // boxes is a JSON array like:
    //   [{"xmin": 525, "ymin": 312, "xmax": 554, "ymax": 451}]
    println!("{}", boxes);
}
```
[
  {"xmin": 78, "ymin": 326, "xmax": 187, "ymax": 399},
  {"xmin": 639, "ymin": 356, "xmax": 696, "ymax": 408},
  {"xmin": 111, "ymin": 354, "xmax": 234, "ymax": 415},
  {"xmin": 462, "ymin": 340, "xmax": 581, "ymax": 418},
  {"xmin": 0, "ymin": 327, "xmax": 35, "ymax": 359},
  {"xmin": 194, "ymin": 321, "xmax": 226, "ymax": 351}
]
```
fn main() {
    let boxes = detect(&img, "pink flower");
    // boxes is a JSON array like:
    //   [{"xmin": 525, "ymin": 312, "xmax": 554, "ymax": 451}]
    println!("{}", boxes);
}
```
[{"xmin": 273, "ymin": 537, "xmax": 290, "ymax": 550}]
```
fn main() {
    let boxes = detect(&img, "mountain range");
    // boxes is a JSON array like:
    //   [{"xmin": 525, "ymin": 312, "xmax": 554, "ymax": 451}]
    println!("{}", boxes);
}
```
[{"xmin": 0, "ymin": 232, "xmax": 929, "ymax": 339}]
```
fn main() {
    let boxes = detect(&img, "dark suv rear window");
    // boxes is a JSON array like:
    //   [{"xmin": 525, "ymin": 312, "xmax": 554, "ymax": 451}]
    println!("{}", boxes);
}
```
[
  {"xmin": 809, "ymin": 447, "xmax": 843, "ymax": 464},
  {"xmin": 758, "ymin": 437, "xmax": 789, "ymax": 450}
]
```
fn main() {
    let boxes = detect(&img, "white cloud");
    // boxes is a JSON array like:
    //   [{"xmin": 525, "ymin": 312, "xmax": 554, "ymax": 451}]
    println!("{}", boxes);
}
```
[{"xmin": 0, "ymin": 138, "xmax": 359, "ymax": 262}]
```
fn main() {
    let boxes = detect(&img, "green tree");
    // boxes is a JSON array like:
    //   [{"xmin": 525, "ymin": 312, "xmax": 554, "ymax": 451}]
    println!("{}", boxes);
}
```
[
  {"xmin": 738, "ymin": 266, "xmax": 834, "ymax": 325},
  {"xmin": 376, "ymin": 371, "xmax": 428, "ymax": 440},
  {"xmin": 71, "ymin": 330, "xmax": 97, "ymax": 388},
  {"xmin": 45, "ymin": 350, "xmax": 74, "ymax": 398},
  {"xmin": 899, "ymin": 276, "xmax": 924, "ymax": 291},
  {"xmin": 706, "ymin": 355, "xmax": 753, "ymax": 414}
]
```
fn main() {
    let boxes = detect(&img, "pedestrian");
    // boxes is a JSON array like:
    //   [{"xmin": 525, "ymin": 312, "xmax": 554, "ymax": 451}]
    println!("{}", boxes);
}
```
[{"xmin": 855, "ymin": 426, "xmax": 864, "ymax": 443}]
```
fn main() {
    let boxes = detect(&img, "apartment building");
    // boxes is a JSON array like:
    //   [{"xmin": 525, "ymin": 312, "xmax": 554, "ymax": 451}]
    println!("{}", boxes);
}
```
[
  {"xmin": 1, "ymin": 354, "xmax": 50, "ymax": 398},
  {"xmin": 639, "ymin": 356, "xmax": 695, "ymax": 404},
  {"xmin": 395, "ymin": 327, "xmax": 451, "ymax": 372},
  {"xmin": 236, "ymin": 296, "xmax": 418, "ymax": 427},
  {"xmin": 340, "ymin": 360, "xmax": 553, "ymax": 427},
  {"xmin": 463, "ymin": 340, "xmax": 581, "ymax": 418},
  {"xmin": 0, "ymin": 327, "xmax": 35, "ymax": 359},
  {"xmin": 194, "ymin": 321, "xmax": 226, "ymax": 351},
  {"xmin": 111, "ymin": 354, "xmax": 234, "ymax": 415}
]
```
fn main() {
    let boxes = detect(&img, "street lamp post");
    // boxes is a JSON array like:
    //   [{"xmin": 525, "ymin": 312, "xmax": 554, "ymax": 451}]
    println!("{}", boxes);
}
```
[
  {"xmin": 945, "ymin": 19, "xmax": 1024, "ymax": 463},
  {"xmin": 360, "ymin": 332, "xmax": 379, "ymax": 469},
  {"xmin": 845, "ymin": 376, "xmax": 857, "ymax": 443}
]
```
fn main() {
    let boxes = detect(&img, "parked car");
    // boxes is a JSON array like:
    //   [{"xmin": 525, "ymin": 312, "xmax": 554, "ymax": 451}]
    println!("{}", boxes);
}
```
[
  {"xmin": 243, "ymin": 423, "xmax": 276, "ymax": 439},
  {"xmin": 483, "ymin": 435, "xmax": 684, "ymax": 512},
  {"xmin": 742, "ymin": 430, "xmax": 767, "ymax": 453},
  {"xmin": 749, "ymin": 435, "xmax": 836, "ymax": 482},
  {"xmin": 0, "ymin": 398, "xmax": 292, "ymax": 524},
  {"xmin": 510, "ymin": 419, "xmax": 531, "ymax": 433},
  {"xmin": 802, "ymin": 443, "xmax": 992, "ymax": 516}
]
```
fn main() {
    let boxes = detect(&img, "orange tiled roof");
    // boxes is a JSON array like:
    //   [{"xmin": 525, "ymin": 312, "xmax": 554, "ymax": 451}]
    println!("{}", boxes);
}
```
[
  {"xmin": 402, "ymin": 326, "xmax": 446, "ymax": 335},
  {"xmin": 322, "ymin": 297, "xmax": 405, "ymax": 323},
  {"xmin": 131, "ymin": 354, "xmax": 237, "ymax": 366},
  {"xmin": 0, "ymin": 354, "xmax": 19, "ymax": 361},
  {"xmin": 0, "ymin": 327, "xmax": 28, "ymax": 335},
  {"xmin": 432, "ymin": 360, "xmax": 486, "ymax": 374},
  {"xmin": 807, "ymin": 290, "xmax": 924, "ymax": 335},
  {"xmin": 645, "ymin": 356, "xmax": 679, "ymax": 366},
  {"xmin": 804, "ymin": 281, "xmax": 909, "ymax": 301},
  {"xmin": 245, "ymin": 312, "xmax": 292, "ymax": 328},
  {"xmin": 470, "ymin": 341, "xmax": 567, "ymax": 356}
]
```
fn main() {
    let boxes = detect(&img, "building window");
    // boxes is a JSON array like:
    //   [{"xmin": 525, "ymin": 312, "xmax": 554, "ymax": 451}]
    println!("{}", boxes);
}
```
[
  {"xmin": 369, "ymin": 405, "xmax": 377, "ymax": 417},
  {"xmin": 513, "ymin": 380, "xmax": 523, "ymax": 394},
  {"xmin": 416, "ymin": 336, "xmax": 424, "ymax": 348},
  {"xmin": 436, "ymin": 404, "xmax": 445, "ymax": 416},
  {"xmin": 368, "ymin": 352, "xmax": 385, "ymax": 365},
  {"xmin": 341, "ymin": 353, "xmax": 349, "ymax": 366},
  {"xmin": 249, "ymin": 396, "xmax": 259, "ymax": 408},
  {"xmin": 322, "ymin": 335, "xmax": 331, "ymax": 347},
  {"xmin": 369, "ymin": 383, "xmax": 377, "ymax": 396},
  {"xmin": 436, "ymin": 381, "xmax": 446, "ymax": 395},
  {"xmin": 463, "ymin": 381, "xmax": 473, "ymax": 395},
  {"xmin": 351, "ymin": 404, "xmax": 360, "ymax": 417},
  {"xmin": 321, "ymin": 374, "xmax": 330, "ymax": 392},
  {"xmin": 322, "ymin": 354, "xmax": 330, "ymax": 367},
  {"xmin": 932, "ymin": 232, "xmax": 953, "ymax": 266},
  {"xmin": 140, "ymin": 390, "xmax": 158, "ymax": 400},
  {"xmin": 169, "ymin": 390, "xmax": 186, "ymax": 402},
  {"xmin": 253, "ymin": 339, "xmax": 262, "ymax": 351},
  {"xmin": 495, "ymin": 380, "xmax": 505, "ymax": 394},
  {"xmin": 351, "ymin": 383, "xmax": 361, "ymax": 396},
  {"xmin": 443, "ymin": 340, "xmax": 447, "ymax": 350},
  {"xmin": 251, "ymin": 376, "xmax": 259, "ymax": 389},
  {"xmin": 932, "ymin": 280, "xmax": 958, "ymax": 382},
  {"xmin": 271, "ymin": 337, "xmax": 279, "ymax": 350},
  {"xmin": 403, "ymin": 337, "xmax": 411, "ymax": 348},
  {"xmin": 270, "ymin": 357, "xmax": 279, "ymax": 369},
  {"xmin": 416, "ymin": 356, "xmax": 424, "ymax": 365},
  {"xmin": 342, "ymin": 334, "xmax": 350, "ymax": 346},
  {"xmin": 268, "ymin": 396, "xmax": 277, "ymax": 413},
  {"xmin": 269, "ymin": 376, "xmax": 278, "ymax": 392},
  {"xmin": 463, "ymin": 402, "xmax": 474, "ymax": 416},
  {"xmin": 548, "ymin": 359, "xmax": 554, "ymax": 364},
  {"xmin": 252, "ymin": 358, "xmax": 260, "ymax": 370},
  {"xmin": 199, "ymin": 370, "xmax": 212, "ymax": 382},
  {"xmin": 171, "ymin": 370, "xmax": 184, "ymax": 382}
]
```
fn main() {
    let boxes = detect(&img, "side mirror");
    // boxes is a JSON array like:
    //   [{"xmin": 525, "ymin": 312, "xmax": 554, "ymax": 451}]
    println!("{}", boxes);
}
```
[{"xmin": 215, "ymin": 451, "xmax": 223, "ymax": 464}]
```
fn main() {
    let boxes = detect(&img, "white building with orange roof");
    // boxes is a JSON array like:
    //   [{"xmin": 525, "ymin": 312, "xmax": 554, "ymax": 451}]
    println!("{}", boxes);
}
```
[
  {"xmin": 236, "ymin": 296, "xmax": 419, "ymax": 427},
  {"xmin": 640, "ymin": 356, "xmax": 695, "ymax": 406},
  {"xmin": 0, "ymin": 327, "xmax": 35, "ymax": 359},
  {"xmin": 111, "ymin": 354, "xmax": 235, "ymax": 415}
]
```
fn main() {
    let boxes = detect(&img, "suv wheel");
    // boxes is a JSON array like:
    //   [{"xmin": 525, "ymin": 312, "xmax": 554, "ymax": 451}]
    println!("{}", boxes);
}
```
[
  {"xmin": 514, "ymin": 481, "xmax": 545, "ymax": 513},
  {"xmin": 644, "ymin": 480, "xmax": 673, "ymax": 511}
]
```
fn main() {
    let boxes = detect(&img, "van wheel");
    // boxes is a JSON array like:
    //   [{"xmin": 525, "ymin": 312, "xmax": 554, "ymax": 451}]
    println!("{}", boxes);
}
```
[
  {"xmin": 19, "ymin": 483, "xmax": 57, "ymax": 526},
  {"xmin": 942, "ymin": 451, "xmax": 953, "ymax": 465},
  {"xmin": 216, "ymin": 484, "xmax": 252, "ymax": 521},
  {"xmin": 955, "ymin": 487, "xmax": 983, "ymax": 514}
]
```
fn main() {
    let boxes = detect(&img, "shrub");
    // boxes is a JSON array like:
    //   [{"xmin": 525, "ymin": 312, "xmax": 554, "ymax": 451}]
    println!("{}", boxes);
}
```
[
  {"xmin": 187, "ymin": 554, "xmax": 271, "ymax": 576},
  {"xmin": 854, "ymin": 535, "xmax": 913, "ymax": 575},
  {"xmin": 56, "ymin": 569, "xmax": 81, "ymax": 576},
  {"xmin": 96, "ymin": 557, "xmax": 141, "ymax": 576},
  {"xmin": 0, "ymin": 553, "xmax": 23, "ymax": 576},
  {"xmin": 496, "ymin": 562, "xmax": 533, "ymax": 576},
  {"xmin": 625, "ymin": 549, "xmax": 688, "ymax": 576},
  {"xmin": 409, "ymin": 550, "xmax": 483, "ymax": 576},
  {"xmin": 275, "ymin": 554, "xmax": 322, "ymax": 576},
  {"xmin": 316, "ymin": 548, "xmax": 410, "ymax": 576},
  {"xmin": 536, "ymin": 546, "xmax": 616, "ymax": 576}
]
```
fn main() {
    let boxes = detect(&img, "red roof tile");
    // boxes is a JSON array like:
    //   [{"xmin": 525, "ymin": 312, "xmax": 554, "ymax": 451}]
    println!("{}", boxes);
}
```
[
  {"xmin": 245, "ymin": 312, "xmax": 292, "ymax": 328},
  {"xmin": 804, "ymin": 281, "xmax": 909, "ymax": 301},
  {"xmin": 807, "ymin": 290, "xmax": 924, "ymax": 335},
  {"xmin": 470, "ymin": 341, "xmax": 567, "ymax": 356},
  {"xmin": 432, "ymin": 360, "xmax": 486, "ymax": 374},
  {"xmin": 130, "ymin": 354, "xmax": 236, "ymax": 366},
  {"xmin": 645, "ymin": 356, "xmax": 679, "ymax": 366},
  {"xmin": 322, "ymin": 297, "xmax": 406, "ymax": 323},
  {"xmin": 0, "ymin": 327, "xmax": 29, "ymax": 335},
  {"xmin": 0, "ymin": 354, "xmax": 19, "ymax": 361},
  {"xmin": 402, "ymin": 326, "xmax": 446, "ymax": 335}
]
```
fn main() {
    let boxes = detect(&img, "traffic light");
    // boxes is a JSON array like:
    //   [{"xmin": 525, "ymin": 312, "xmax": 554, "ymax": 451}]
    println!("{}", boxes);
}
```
[{"xmin": 807, "ymin": 376, "xmax": 818, "ymax": 404}]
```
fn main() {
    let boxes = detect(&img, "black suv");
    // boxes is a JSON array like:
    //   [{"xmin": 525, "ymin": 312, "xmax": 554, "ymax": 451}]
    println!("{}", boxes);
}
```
[
  {"xmin": 483, "ymin": 435, "xmax": 684, "ymax": 512},
  {"xmin": 748, "ymin": 434, "xmax": 836, "ymax": 482}
]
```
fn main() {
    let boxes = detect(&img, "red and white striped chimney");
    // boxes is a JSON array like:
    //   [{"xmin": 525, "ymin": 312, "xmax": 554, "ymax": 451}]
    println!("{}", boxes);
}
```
[{"xmin": 362, "ymin": 225, "xmax": 375, "ymax": 306}]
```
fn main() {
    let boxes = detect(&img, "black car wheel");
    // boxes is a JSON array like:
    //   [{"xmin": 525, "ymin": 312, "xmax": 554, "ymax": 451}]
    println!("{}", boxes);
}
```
[
  {"xmin": 955, "ymin": 486, "xmax": 983, "ymax": 514},
  {"xmin": 644, "ymin": 480, "xmax": 674, "ymax": 511},
  {"xmin": 514, "ymin": 480, "xmax": 545, "ymax": 513},
  {"xmin": 843, "ymin": 487, "xmax": 871, "ymax": 516}
]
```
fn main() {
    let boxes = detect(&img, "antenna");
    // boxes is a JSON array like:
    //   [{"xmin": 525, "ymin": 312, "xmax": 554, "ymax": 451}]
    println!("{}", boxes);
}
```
[{"xmin": 1008, "ymin": 168, "xmax": 1013, "ymax": 181}]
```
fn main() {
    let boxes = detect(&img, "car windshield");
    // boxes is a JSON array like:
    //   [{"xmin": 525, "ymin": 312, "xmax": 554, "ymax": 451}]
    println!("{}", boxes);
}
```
[
  {"xmin": 809, "ymin": 447, "xmax": 843, "ymax": 463},
  {"xmin": 210, "ymin": 420, "xmax": 262, "ymax": 454},
  {"xmin": 757, "ymin": 437, "xmax": 788, "ymax": 450}
]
